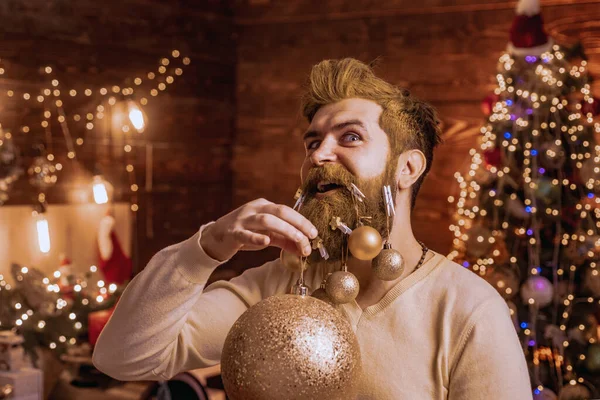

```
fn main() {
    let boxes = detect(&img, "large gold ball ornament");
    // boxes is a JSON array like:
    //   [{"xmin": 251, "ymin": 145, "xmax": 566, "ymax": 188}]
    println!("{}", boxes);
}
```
[
  {"xmin": 371, "ymin": 244, "xmax": 404, "ymax": 281},
  {"xmin": 325, "ymin": 271, "xmax": 360, "ymax": 304},
  {"xmin": 221, "ymin": 294, "xmax": 362, "ymax": 400},
  {"xmin": 280, "ymin": 249, "xmax": 306, "ymax": 272},
  {"xmin": 348, "ymin": 226, "xmax": 382, "ymax": 260}
]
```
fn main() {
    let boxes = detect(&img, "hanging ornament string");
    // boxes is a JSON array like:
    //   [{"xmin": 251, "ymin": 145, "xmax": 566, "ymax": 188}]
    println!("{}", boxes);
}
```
[
  {"xmin": 349, "ymin": 183, "xmax": 365, "ymax": 226},
  {"xmin": 342, "ymin": 235, "xmax": 349, "ymax": 272},
  {"xmin": 383, "ymin": 184, "xmax": 395, "ymax": 241},
  {"xmin": 324, "ymin": 233, "xmax": 360, "ymax": 305},
  {"xmin": 371, "ymin": 185, "xmax": 406, "ymax": 281},
  {"xmin": 299, "ymin": 256, "xmax": 306, "ymax": 286},
  {"xmin": 385, "ymin": 207, "xmax": 389, "ymax": 240}
]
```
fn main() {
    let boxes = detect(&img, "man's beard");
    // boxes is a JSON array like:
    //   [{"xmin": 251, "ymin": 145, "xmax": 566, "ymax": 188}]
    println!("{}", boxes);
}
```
[{"xmin": 298, "ymin": 163, "xmax": 393, "ymax": 265}]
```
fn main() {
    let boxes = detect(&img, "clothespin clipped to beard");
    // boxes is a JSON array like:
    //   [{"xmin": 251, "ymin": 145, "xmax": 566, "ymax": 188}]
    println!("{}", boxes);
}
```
[
  {"xmin": 329, "ymin": 216, "xmax": 353, "ymax": 235},
  {"xmin": 293, "ymin": 188, "xmax": 306, "ymax": 211},
  {"xmin": 383, "ymin": 185, "xmax": 395, "ymax": 217},
  {"xmin": 348, "ymin": 183, "xmax": 366, "ymax": 203},
  {"xmin": 311, "ymin": 237, "xmax": 330, "ymax": 260}
]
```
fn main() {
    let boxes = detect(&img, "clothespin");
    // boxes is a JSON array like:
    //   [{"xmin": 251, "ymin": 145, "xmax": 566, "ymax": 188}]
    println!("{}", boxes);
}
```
[{"xmin": 329, "ymin": 216, "xmax": 353, "ymax": 234}]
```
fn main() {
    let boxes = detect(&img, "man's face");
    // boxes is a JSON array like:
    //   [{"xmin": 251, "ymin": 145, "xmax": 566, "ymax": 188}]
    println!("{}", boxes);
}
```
[{"xmin": 299, "ymin": 98, "xmax": 394, "ymax": 263}]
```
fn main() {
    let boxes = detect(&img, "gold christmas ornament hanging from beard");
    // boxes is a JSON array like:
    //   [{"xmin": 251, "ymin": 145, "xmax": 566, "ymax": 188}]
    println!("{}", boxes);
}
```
[
  {"xmin": 370, "ymin": 185, "xmax": 405, "ymax": 280},
  {"xmin": 325, "ymin": 269, "xmax": 360, "ymax": 304},
  {"xmin": 298, "ymin": 163, "xmax": 387, "ymax": 263},
  {"xmin": 372, "ymin": 242, "xmax": 405, "ymax": 281},
  {"xmin": 221, "ymin": 294, "xmax": 362, "ymax": 400},
  {"xmin": 348, "ymin": 225, "xmax": 383, "ymax": 260}
]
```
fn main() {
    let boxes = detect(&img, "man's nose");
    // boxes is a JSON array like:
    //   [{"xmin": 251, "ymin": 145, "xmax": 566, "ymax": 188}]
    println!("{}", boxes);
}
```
[{"xmin": 310, "ymin": 138, "xmax": 337, "ymax": 166}]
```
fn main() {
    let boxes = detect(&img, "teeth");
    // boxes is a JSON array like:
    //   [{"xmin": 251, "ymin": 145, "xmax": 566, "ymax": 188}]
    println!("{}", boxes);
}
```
[
  {"xmin": 317, "ymin": 181, "xmax": 332, "ymax": 191},
  {"xmin": 317, "ymin": 181, "xmax": 340, "ymax": 193}
]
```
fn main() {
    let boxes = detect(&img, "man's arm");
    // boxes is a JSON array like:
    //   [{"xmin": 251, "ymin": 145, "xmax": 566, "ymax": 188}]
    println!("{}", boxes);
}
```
[
  {"xmin": 92, "ymin": 222, "xmax": 288, "ymax": 381},
  {"xmin": 92, "ymin": 198, "xmax": 317, "ymax": 381},
  {"xmin": 448, "ymin": 297, "xmax": 533, "ymax": 400}
]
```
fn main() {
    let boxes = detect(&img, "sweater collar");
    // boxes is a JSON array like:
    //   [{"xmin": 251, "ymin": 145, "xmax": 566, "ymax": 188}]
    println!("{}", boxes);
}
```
[{"xmin": 348, "ymin": 251, "xmax": 446, "ymax": 317}]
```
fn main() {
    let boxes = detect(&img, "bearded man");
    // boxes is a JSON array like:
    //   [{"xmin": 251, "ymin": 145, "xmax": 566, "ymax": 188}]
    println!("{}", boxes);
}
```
[{"xmin": 93, "ymin": 58, "xmax": 532, "ymax": 399}]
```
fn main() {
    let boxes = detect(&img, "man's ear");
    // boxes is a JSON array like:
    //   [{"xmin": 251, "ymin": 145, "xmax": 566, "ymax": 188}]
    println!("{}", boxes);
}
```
[{"xmin": 396, "ymin": 149, "xmax": 427, "ymax": 190}]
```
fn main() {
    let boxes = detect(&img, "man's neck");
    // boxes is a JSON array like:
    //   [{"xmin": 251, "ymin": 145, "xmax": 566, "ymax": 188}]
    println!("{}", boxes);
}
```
[{"xmin": 347, "ymin": 206, "xmax": 426, "ymax": 310}]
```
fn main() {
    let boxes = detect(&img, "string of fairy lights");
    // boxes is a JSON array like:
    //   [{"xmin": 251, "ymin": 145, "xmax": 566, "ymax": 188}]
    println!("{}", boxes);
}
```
[
  {"xmin": 0, "ymin": 49, "xmax": 191, "ymax": 351},
  {"xmin": 448, "ymin": 43, "xmax": 600, "ymax": 394},
  {"xmin": 0, "ymin": 263, "xmax": 120, "ymax": 351}
]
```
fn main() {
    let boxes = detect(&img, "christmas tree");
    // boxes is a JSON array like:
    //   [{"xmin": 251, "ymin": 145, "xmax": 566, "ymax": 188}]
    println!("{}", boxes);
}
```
[
  {"xmin": 0, "ymin": 260, "xmax": 122, "ymax": 365},
  {"xmin": 448, "ymin": 0, "xmax": 600, "ymax": 398},
  {"xmin": 0, "ymin": 213, "xmax": 132, "ymax": 366}
]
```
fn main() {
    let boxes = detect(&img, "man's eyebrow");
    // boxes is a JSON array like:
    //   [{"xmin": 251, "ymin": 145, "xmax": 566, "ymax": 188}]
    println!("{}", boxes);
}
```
[{"xmin": 302, "ymin": 120, "xmax": 366, "ymax": 141}]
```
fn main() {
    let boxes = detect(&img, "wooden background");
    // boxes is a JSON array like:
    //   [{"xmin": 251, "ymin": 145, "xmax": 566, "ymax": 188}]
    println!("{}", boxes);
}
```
[{"xmin": 0, "ymin": 0, "xmax": 599, "ymax": 277}]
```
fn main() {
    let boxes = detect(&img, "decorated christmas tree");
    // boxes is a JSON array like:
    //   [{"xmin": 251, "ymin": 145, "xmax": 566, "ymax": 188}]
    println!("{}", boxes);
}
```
[
  {"xmin": 0, "ymin": 214, "xmax": 132, "ymax": 366},
  {"xmin": 0, "ymin": 259, "xmax": 123, "ymax": 363},
  {"xmin": 448, "ymin": 0, "xmax": 600, "ymax": 398}
]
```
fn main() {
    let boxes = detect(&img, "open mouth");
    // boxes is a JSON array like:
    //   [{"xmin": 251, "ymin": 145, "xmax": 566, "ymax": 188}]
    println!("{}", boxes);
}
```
[{"xmin": 316, "ymin": 181, "xmax": 344, "ymax": 194}]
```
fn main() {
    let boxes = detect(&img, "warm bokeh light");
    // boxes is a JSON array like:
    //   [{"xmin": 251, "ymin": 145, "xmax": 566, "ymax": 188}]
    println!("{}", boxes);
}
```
[{"xmin": 36, "ymin": 217, "xmax": 51, "ymax": 253}]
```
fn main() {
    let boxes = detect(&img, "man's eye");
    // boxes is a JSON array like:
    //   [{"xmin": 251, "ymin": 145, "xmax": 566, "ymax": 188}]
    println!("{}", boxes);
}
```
[
  {"xmin": 342, "ymin": 133, "xmax": 361, "ymax": 142},
  {"xmin": 307, "ymin": 141, "xmax": 320, "ymax": 150}
]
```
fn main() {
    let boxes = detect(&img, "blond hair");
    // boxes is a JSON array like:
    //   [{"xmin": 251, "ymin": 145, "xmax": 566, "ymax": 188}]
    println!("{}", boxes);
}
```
[{"xmin": 300, "ymin": 58, "xmax": 442, "ymax": 207}]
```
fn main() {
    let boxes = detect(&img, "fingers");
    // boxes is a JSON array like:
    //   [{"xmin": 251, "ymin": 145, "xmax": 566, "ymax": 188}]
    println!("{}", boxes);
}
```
[
  {"xmin": 258, "ymin": 203, "xmax": 318, "ymax": 241},
  {"xmin": 232, "ymin": 229, "xmax": 309, "ymax": 257},
  {"xmin": 230, "ymin": 199, "xmax": 318, "ymax": 257},
  {"xmin": 233, "ymin": 229, "xmax": 270, "ymax": 247},
  {"xmin": 268, "ymin": 232, "xmax": 309, "ymax": 256},
  {"xmin": 245, "ymin": 213, "xmax": 313, "ymax": 256}
]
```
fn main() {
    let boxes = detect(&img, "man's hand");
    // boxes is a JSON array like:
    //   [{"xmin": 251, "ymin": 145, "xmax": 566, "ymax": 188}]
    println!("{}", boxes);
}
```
[{"xmin": 200, "ymin": 198, "xmax": 319, "ymax": 262}]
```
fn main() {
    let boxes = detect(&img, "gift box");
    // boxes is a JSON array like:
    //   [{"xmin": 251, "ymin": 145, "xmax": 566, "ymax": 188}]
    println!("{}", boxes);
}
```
[
  {"xmin": 88, "ymin": 306, "xmax": 115, "ymax": 347},
  {"xmin": 0, "ymin": 367, "xmax": 43, "ymax": 400}
]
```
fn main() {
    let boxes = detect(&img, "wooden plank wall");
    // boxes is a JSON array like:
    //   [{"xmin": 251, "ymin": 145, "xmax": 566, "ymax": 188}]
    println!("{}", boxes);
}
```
[
  {"xmin": 230, "ymin": 0, "xmax": 600, "ymax": 271},
  {"xmin": 0, "ymin": 1, "xmax": 237, "ymax": 273},
  {"xmin": 1, "ymin": 1, "xmax": 599, "ymax": 277}
]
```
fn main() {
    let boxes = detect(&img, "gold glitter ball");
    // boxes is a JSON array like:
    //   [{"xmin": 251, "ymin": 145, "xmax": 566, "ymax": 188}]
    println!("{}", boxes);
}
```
[
  {"xmin": 372, "ymin": 246, "xmax": 405, "ymax": 281},
  {"xmin": 221, "ymin": 294, "xmax": 362, "ymax": 400},
  {"xmin": 325, "ymin": 271, "xmax": 360, "ymax": 304}
]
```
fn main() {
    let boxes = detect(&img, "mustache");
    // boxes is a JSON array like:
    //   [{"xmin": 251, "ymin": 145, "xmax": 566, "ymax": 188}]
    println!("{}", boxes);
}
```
[{"xmin": 301, "ymin": 164, "xmax": 356, "ymax": 195}]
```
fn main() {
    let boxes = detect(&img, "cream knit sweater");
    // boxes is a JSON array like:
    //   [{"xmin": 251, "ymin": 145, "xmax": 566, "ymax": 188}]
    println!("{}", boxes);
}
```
[{"xmin": 93, "ymin": 223, "xmax": 533, "ymax": 399}]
